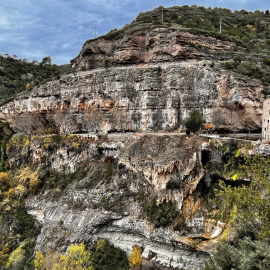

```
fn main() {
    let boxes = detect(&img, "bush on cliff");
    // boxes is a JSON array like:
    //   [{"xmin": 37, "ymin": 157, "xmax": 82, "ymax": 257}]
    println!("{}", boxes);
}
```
[
  {"xmin": 91, "ymin": 239, "xmax": 129, "ymax": 270},
  {"xmin": 203, "ymin": 153, "xmax": 270, "ymax": 269},
  {"xmin": 146, "ymin": 198, "xmax": 180, "ymax": 228},
  {"xmin": 34, "ymin": 239, "xmax": 129, "ymax": 270},
  {"xmin": 203, "ymin": 235, "xmax": 270, "ymax": 270},
  {"xmin": 185, "ymin": 110, "xmax": 203, "ymax": 134},
  {"xmin": 215, "ymin": 154, "xmax": 270, "ymax": 238},
  {"xmin": 0, "ymin": 55, "xmax": 74, "ymax": 105}
]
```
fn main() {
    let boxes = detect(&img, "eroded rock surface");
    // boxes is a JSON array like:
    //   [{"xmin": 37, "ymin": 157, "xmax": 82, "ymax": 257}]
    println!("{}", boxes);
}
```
[
  {"xmin": 71, "ymin": 27, "xmax": 240, "ymax": 71},
  {"xmin": 0, "ymin": 62, "xmax": 263, "ymax": 134},
  {"xmin": 23, "ymin": 134, "xmax": 213, "ymax": 269}
]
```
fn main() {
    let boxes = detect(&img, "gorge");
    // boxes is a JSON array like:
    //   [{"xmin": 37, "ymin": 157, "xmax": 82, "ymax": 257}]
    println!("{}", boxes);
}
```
[{"xmin": 0, "ymin": 5, "xmax": 269, "ymax": 270}]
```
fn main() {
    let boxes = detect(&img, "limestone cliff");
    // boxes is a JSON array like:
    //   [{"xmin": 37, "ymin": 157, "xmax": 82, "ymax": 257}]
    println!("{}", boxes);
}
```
[
  {"xmin": 22, "ymin": 133, "xmax": 212, "ymax": 269},
  {"xmin": 71, "ymin": 26, "xmax": 240, "ymax": 71},
  {"xmin": 0, "ymin": 61, "xmax": 263, "ymax": 134},
  {"xmin": 0, "ymin": 18, "xmax": 265, "ymax": 270}
]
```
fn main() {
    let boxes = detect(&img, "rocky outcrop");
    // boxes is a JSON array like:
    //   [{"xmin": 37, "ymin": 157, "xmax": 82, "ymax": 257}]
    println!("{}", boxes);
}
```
[
  {"xmin": 22, "ymin": 134, "xmax": 217, "ymax": 269},
  {"xmin": 0, "ymin": 61, "xmax": 263, "ymax": 134},
  {"xmin": 71, "ymin": 27, "xmax": 240, "ymax": 71},
  {"xmin": 0, "ymin": 18, "xmax": 265, "ymax": 270}
]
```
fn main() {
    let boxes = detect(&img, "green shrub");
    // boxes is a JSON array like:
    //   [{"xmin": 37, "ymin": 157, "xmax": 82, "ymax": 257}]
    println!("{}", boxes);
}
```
[
  {"xmin": 146, "ymin": 198, "xmax": 179, "ymax": 228},
  {"xmin": 106, "ymin": 160, "xmax": 112, "ymax": 178},
  {"xmin": 91, "ymin": 239, "xmax": 129, "ymax": 270},
  {"xmin": 185, "ymin": 110, "xmax": 203, "ymax": 134},
  {"xmin": 203, "ymin": 237, "xmax": 270, "ymax": 270},
  {"xmin": 104, "ymin": 58, "xmax": 111, "ymax": 69},
  {"xmin": 13, "ymin": 205, "xmax": 41, "ymax": 240}
]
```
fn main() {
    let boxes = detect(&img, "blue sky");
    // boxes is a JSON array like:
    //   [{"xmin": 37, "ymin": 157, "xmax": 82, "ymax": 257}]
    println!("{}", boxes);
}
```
[{"xmin": 0, "ymin": 0, "xmax": 269, "ymax": 65}]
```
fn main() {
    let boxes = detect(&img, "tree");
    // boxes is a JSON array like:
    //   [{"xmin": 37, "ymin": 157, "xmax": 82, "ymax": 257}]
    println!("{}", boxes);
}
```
[
  {"xmin": 40, "ymin": 56, "xmax": 52, "ymax": 66},
  {"xmin": 216, "ymin": 153, "xmax": 270, "ymax": 239},
  {"xmin": 0, "ymin": 172, "xmax": 10, "ymax": 190},
  {"xmin": 57, "ymin": 242, "xmax": 93, "ymax": 270},
  {"xmin": 203, "ymin": 237, "xmax": 270, "ymax": 270},
  {"xmin": 129, "ymin": 245, "xmax": 143, "ymax": 270},
  {"xmin": 90, "ymin": 238, "xmax": 129, "ymax": 270},
  {"xmin": 185, "ymin": 110, "xmax": 203, "ymax": 134},
  {"xmin": 36, "ymin": 242, "xmax": 93, "ymax": 270},
  {"xmin": 104, "ymin": 58, "xmax": 111, "ymax": 69},
  {"xmin": 34, "ymin": 251, "xmax": 44, "ymax": 270},
  {"xmin": 0, "ymin": 172, "xmax": 9, "ymax": 184}
]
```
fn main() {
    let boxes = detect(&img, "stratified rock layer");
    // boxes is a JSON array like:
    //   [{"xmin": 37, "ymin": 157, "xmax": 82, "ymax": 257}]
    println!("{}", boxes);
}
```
[
  {"xmin": 24, "ymin": 134, "xmax": 212, "ymax": 269},
  {"xmin": 0, "ymin": 62, "xmax": 263, "ymax": 134},
  {"xmin": 71, "ymin": 27, "xmax": 240, "ymax": 71}
]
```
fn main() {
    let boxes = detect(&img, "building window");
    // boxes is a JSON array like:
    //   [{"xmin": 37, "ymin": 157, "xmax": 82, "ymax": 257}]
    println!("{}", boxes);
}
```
[
  {"xmin": 265, "ymin": 128, "xmax": 267, "ymax": 131},
  {"xmin": 268, "ymin": 120, "xmax": 270, "ymax": 123}
]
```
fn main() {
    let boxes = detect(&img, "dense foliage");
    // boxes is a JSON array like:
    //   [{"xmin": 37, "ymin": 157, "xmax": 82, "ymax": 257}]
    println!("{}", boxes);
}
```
[
  {"xmin": 216, "ymin": 153, "xmax": 270, "ymax": 238},
  {"xmin": 34, "ymin": 240, "xmax": 129, "ymax": 270},
  {"xmin": 0, "ymin": 55, "xmax": 74, "ymax": 105},
  {"xmin": 91, "ymin": 239, "xmax": 129, "ymax": 270},
  {"xmin": 203, "ymin": 234, "xmax": 270, "ymax": 270},
  {"xmin": 201, "ymin": 148, "xmax": 270, "ymax": 269},
  {"xmin": 146, "ymin": 197, "xmax": 180, "ymax": 228},
  {"xmin": 34, "ymin": 242, "xmax": 94, "ymax": 270}
]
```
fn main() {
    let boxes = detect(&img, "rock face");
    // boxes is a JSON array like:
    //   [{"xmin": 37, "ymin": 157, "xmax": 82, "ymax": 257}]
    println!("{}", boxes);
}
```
[
  {"xmin": 0, "ymin": 61, "xmax": 263, "ymax": 134},
  {"xmin": 0, "ymin": 23, "xmax": 265, "ymax": 270},
  {"xmin": 24, "ymin": 134, "xmax": 213, "ymax": 269},
  {"xmin": 71, "ymin": 27, "xmax": 240, "ymax": 71}
]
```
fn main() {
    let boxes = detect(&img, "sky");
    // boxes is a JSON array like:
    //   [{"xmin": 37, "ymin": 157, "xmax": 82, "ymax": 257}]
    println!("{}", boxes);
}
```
[{"xmin": 0, "ymin": 0, "xmax": 269, "ymax": 65}]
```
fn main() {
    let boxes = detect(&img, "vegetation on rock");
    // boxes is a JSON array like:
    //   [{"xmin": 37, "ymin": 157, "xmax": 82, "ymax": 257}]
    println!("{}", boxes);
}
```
[
  {"xmin": 97, "ymin": 5, "xmax": 270, "ymax": 87},
  {"xmin": 202, "ymin": 149, "xmax": 270, "ymax": 269},
  {"xmin": 34, "ymin": 239, "xmax": 129, "ymax": 270},
  {"xmin": 0, "ymin": 55, "xmax": 74, "ymax": 105},
  {"xmin": 203, "ymin": 233, "xmax": 270, "ymax": 270},
  {"xmin": 185, "ymin": 110, "xmax": 203, "ymax": 134},
  {"xmin": 146, "ymin": 197, "xmax": 182, "ymax": 228},
  {"xmin": 34, "ymin": 242, "xmax": 93, "ymax": 270},
  {"xmin": 215, "ymin": 153, "xmax": 270, "ymax": 238},
  {"xmin": 129, "ymin": 245, "xmax": 143, "ymax": 270}
]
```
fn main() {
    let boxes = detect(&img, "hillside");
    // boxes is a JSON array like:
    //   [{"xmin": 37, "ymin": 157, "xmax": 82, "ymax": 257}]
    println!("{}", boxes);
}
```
[
  {"xmin": 0, "ymin": 55, "xmax": 74, "ymax": 105},
  {"xmin": 72, "ymin": 5, "xmax": 270, "ymax": 88},
  {"xmin": 0, "ymin": 5, "xmax": 269, "ymax": 270}
]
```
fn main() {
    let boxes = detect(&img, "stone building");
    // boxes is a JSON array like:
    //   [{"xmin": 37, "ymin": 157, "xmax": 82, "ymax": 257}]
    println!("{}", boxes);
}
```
[{"xmin": 262, "ymin": 98, "xmax": 270, "ymax": 141}]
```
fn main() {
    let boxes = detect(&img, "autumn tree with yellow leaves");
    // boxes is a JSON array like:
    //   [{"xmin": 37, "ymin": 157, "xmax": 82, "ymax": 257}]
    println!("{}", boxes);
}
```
[
  {"xmin": 129, "ymin": 245, "xmax": 143, "ymax": 270},
  {"xmin": 34, "ymin": 242, "xmax": 93, "ymax": 270},
  {"xmin": 0, "ymin": 172, "xmax": 10, "ymax": 190}
]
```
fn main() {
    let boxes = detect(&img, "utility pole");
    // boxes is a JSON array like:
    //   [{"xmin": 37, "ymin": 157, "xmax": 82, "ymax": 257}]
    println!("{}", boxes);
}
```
[
  {"xmin": 161, "ymin": 7, "xmax": 164, "ymax": 24},
  {"xmin": 220, "ymin": 18, "xmax": 222, "ymax": 33}
]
